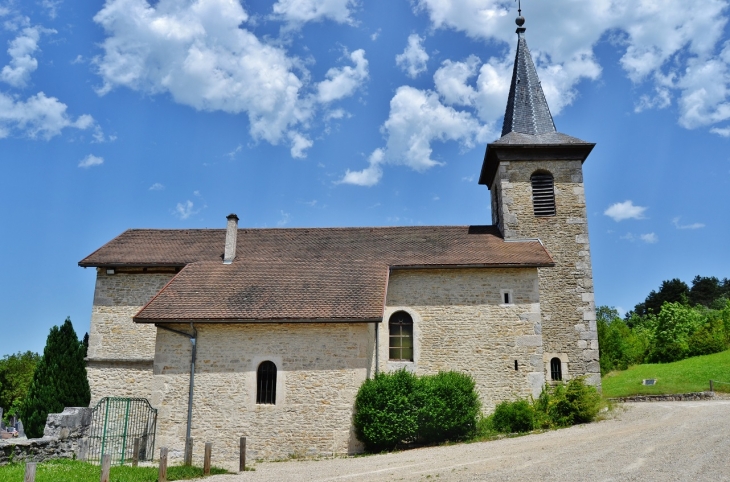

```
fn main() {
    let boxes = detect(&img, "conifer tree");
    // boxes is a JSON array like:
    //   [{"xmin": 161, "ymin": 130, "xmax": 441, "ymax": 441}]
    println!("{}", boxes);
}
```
[{"xmin": 20, "ymin": 318, "xmax": 90, "ymax": 438}]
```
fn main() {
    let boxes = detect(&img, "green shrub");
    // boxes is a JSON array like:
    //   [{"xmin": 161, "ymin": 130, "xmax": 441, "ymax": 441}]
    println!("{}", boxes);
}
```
[
  {"xmin": 534, "ymin": 377, "xmax": 602, "ymax": 428},
  {"xmin": 353, "ymin": 370, "xmax": 419, "ymax": 452},
  {"xmin": 491, "ymin": 399, "xmax": 535, "ymax": 433},
  {"xmin": 353, "ymin": 370, "xmax": 482, "ymax": 451},
  {"xmin": 417, "ymin": 372, "xmax": 480, "ymax": 443}
]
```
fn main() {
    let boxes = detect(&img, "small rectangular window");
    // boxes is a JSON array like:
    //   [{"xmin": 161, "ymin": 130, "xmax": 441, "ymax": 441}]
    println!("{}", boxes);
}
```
[{"xmin": 504, "ymin": 292, "xmax": 510, "ymax": 304}]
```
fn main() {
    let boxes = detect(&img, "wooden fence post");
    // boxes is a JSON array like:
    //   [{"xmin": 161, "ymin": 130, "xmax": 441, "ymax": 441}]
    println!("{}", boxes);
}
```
[
  {"xmin": 100, "ymin": 454, "xmax": 111, "ymax": 482},
  {"xmin": 239, "ymin": 437, "xmax": 246, "ymax": 472},
  {"xmin": 132, "ymin": 438, "xmax": 140, "ymax": 467},
  {"xmin": 24, "ymin": 462, "xmax": 36, "ymax": 482},
  {"xmin": 710, "ymin": 380, "xmax": 714, "ymax": 392},
  {"xmin": 203, "ymin": 442, "xmax": 212, "ymax": 475},
  {"xmin": 184, "ymin": 437, "xmax": 193, "ymax": 466},
  {"xmin": 159, "ymin": 447, "xmax": 168, "ymax": 482}
]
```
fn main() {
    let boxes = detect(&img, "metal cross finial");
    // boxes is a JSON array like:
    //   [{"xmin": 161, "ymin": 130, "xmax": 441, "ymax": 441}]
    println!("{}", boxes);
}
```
[{"xmin": 517, "ymin": 0, "xmax": 521, "ymax": 16}]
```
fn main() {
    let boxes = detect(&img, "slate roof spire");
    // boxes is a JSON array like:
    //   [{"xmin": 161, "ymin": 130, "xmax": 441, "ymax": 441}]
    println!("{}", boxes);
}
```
[{"xmin": 501, "ymin": 14, "xmax": 557, "ymax": 137}]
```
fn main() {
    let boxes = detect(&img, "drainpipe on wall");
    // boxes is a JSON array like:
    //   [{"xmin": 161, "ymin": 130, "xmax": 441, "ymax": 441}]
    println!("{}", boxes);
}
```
[{"xmin": 156, "ymin": 323, "xmax": 197, "ymax": 465}]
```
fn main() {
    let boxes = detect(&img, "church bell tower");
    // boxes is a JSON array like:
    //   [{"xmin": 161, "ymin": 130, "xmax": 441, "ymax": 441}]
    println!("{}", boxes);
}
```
[{"xmin": 479, "ymin": 12, "xmax": 600, "ymax": 386}]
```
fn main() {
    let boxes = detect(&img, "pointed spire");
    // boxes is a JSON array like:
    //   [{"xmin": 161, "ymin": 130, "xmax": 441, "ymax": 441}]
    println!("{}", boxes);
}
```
[{"xmin": 501, "ymin": 16, "xmax": 556, "ymax": 137}]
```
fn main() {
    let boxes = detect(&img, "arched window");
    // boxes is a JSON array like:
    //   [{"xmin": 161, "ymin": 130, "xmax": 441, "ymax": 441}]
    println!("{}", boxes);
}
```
[
  {"xmin": 256, "ymin": 361, "xmax": 277, "ymax": 404},
  {"xmin": 550, "ymin": 357, "xmax": 562, "ymax": 381},
  {"xmin": 531, "ymin": 172, "xmax": 556, "ymax": 217},
  {"xmin": 389, "ymin": 311, "xmax": 414, "ymax": 361}
]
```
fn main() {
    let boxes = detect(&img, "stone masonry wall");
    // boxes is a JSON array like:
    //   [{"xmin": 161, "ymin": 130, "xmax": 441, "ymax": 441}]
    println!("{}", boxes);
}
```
[
  {"xmin": 151, "ymin": 323, "xmax": 372, "ymax": 468},
  {"xmin": 492, "ymin": 160, "xmax": 600, "ymax": 386},
  {"xmin": 381, "ymin": 268, "xmax": 544, "ymax": 412},
  {"xmin": 0, "ymin": 408, "xmax": 92, "ymax": 465},
  {"xmin": 87, "ymin": 270, "xmax": 174, "ymax": 403}
]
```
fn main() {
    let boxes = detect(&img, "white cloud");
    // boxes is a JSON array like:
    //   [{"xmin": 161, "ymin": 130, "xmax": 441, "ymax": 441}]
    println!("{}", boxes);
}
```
[
  {"xmin": 272, "ymin": 0, "xmax": 357, "ymax": 27},
  {"xmin": 226, "ymin": 144, "xmax": 242, "ymax": 159},
  {"xmin": 710, "ymin": 126, "xmax": 730, "ymax": 137},
  {"xmin": 71, "ymin": 55, "xmax": 84, "ymax": 65},
  {"xmin": 0, "ymin": 7, "xmax": 10, "ymax": 16},
  {"xmin": 396, "ymin": 34, "xmax": 429, "ymax": 78},
  {"xmin": 0, "ymin": 92, "xmax": 94, "ymax": 139},
  {"xmin": 340, "ymin": 148, "xmax": 383, "ymax": 187},
  {"xmin": 317, "ymin": 49, "xmax": 368, "ymax": 103},
  {"xmin": 93, "ymin": 0, "xmax": 365, "ymax": 158},
  {"xmin": 672, "ymin": 217, "xmax": 705, "ymax": 230},
  {"xmin": 41, "ymin": 0, "xmax": 62, "ymax": 19},
  {"xmin": 78, "ymin": 154, "xmax": 104, "ymax": 168},
  {"xmin": 277, "ymin": 210, "xmax": 291, "ymax": 226},
  {"xmin": 640, "ymin": 233, "xmax": 658, "ymax": 244},
  {"xmin": 370, "ymin": 28, "xmax": 381, "ymax": 41},
  {"xmin": 1, "ymin": 25, "xmax": 45, "ymax": 88},
  {"xmin": 604, "ymin": 200, "xmax": 647, "ymax": 222},
  {"xmin": 340, "ymin": 85, "xmax": 492, "ymax": 186},
  {"xmin": 288, "ymin": 131, "xmax": 313, "ymax": 158},
  {"xmin": 413, "ymin": 0, "xmax": 730, "ymax": 133},
  {"xmin": 175, "ymin": 200, "xmax": 198, "ymax": 220},
  {"xmin": 149, "ymin": 182, "xmax": 164, "ymax": 190}
]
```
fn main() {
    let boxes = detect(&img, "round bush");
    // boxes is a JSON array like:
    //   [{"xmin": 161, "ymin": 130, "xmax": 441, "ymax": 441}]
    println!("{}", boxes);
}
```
[
  {"xmin": 491, "ymin": 399, "xmax": 535, "ymax": 433},
  {"xmin": 417, "ymin": 372, "xmax": 481, "ymax": 443},
  {"xmin": 353, "ymin": 370, "xmax": 419, "ymax": 452}
]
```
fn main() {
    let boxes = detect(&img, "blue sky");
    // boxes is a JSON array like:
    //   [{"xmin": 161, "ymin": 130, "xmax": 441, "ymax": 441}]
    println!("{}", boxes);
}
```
[{"xmin": 1, "ymin": 0, "xmax": 729, "ymax": 357}]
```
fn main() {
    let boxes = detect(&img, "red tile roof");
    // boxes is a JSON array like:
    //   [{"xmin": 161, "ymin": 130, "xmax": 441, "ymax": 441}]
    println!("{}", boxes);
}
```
[{"xmin": 80, "ymin": 225, "xmax": 553, "ymax": 323}]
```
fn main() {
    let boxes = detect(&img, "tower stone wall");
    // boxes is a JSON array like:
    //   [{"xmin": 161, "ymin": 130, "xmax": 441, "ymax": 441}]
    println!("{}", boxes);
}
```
[
  {"xmin": 492, "ymin": 159, "xmax": 600, "ymax": 386},
  {"xmin": 86, "ymin": 269, "xmax": 174, "ymax": 403}
]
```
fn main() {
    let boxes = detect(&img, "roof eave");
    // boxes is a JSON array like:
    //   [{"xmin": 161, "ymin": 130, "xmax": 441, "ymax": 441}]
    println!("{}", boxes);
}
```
[
  {"xmin": 136, "ymin": 317, "xmax": 382, "ymax": 324},
  {"xmin": 479, "ymin": 142, "xmax": 596, "ymax": 187}
]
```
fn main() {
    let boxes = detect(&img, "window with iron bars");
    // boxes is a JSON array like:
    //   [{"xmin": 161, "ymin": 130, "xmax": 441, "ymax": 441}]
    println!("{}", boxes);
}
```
[
  {"xmin": 550, "ymin": 357, "xmax": 562, "ymax": 381},
  {"xmin": 256, "ymin": 361, "xmax": 277, "ymax": 404}
]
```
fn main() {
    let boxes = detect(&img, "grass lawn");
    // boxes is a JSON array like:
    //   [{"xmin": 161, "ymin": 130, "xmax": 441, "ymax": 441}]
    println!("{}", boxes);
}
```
[
  {"xmin": 0, "ymin": 459, "xmax": 229, "ymax": 482},
  {"xmin": 602, "ymin": 349, "xmax": 730, "ymax": 398}
]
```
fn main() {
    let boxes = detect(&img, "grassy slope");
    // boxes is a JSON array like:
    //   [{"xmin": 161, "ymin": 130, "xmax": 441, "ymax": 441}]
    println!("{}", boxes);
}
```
[
  {"xmin": 602, "ymin": 349, "xmax": 730, "ymax": 398},
  {"xmin": 0, "ymin": 459, "xmax": 228, "ymax": 482}
]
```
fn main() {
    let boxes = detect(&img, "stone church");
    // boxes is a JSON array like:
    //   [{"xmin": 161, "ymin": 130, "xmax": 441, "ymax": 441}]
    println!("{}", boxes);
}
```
[{"xmin": 79, "ymin": 16, "xmax": 599, "ymax": 464}]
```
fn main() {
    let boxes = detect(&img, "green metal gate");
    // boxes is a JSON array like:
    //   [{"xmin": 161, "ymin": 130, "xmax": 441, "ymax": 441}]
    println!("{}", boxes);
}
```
[{"xmin": 87, "ymin": 397, "xmax": 157, "ymax": 466}]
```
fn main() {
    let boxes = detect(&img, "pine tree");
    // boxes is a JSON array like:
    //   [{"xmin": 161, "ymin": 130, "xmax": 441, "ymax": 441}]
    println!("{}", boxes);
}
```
[{"xmin": 20, "ymin": 318, "xmax": 90, "ymax": 438}]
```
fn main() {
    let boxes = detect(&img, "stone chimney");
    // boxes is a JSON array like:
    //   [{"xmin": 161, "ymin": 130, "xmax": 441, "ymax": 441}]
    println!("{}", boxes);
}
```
[{"xmin": 223, "ymin": 213, "xmax": 239, "ymax": 264}]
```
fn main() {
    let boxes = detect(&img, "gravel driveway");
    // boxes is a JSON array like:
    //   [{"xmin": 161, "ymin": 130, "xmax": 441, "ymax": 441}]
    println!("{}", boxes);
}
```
[{"xmin": 209, "ymin": 401, "xmax": 730, "ymax": 481}]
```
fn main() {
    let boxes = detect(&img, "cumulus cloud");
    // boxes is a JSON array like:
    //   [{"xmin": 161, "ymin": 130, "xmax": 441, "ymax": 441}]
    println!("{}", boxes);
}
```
[
  {"xmin": 272, "ymin": 0, "xmax": 357, "ymax": 27},
  {"xmin": 1, "ymin": 25, "xmax": 46, "ymax": 88},
  {"xmin": 0, "ymin": 92, "xmax": 94, "ymax": 139},
  {"xmin": 640, "ymin": 233, "xmax": 658, "ymax": 244},
  {"xmin": 710, "ymin": 126, "xmax": 730, "ymax": 137},
  {"xmin": 175, "ymin": 200, "xmax": 197, "ymax": 220},
  {"xmin": 41, "ymin": 0, "xmax": 62, "ymax": 19},
  {"xmin": 94, "ymin": 0, "xmax": 366, "ymax": 158},
  {"xmin": 316, "ymin": 49, "xmax": 369, "ymax": 103},
  {"xmin": 672, "ymin": 217, "xmax": 705, "ymax": 230},
  {"xmin": 78, "ymin": 154, "xmax": 104, "ymax": 168},
  {"xmin": 149, "ymin": 182, "xmax": 165, "ymax": 190},
  {"xmin": 288, "ymin": 131, "xmax": 313, "ymax": 158},
  {"xmin": 340, "ymin": 86, "xmax": 491, "ymax": 185},
  {"xmin": 604, "ymin": 200, "xmax": 647, "ymax": 222},
  {"xmin": 413, "ymin": 0, "xmax": 730, "ymax": 133},
  {"xmin": 396, "ymin": 34, "xmax": 429, "ymax": 78}
]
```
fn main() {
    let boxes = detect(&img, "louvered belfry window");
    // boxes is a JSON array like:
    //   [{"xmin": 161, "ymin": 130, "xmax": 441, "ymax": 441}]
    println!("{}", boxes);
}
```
[
  {"xmin": 256, "ymin": 361, "xmax": 277, "ymax": 404},
  {"xmin": 531, "ymin": 173, "xmax": 556, "ymax": 217}
]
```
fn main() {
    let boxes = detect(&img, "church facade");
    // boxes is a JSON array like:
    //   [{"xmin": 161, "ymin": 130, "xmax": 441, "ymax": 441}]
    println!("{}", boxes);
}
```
[{"xmin": 80, "ymin": 17, "xmax": 599, "ymax": 465}]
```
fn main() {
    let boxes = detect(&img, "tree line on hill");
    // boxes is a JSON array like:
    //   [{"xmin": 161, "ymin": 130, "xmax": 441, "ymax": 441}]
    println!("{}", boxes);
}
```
[
  {"xmin": 0, "ymin": 318, "xmax": 90, "ymax": 437},
  {"xmin": 598, "ymin": 276, "xmax": 730, "ymax": 375}
]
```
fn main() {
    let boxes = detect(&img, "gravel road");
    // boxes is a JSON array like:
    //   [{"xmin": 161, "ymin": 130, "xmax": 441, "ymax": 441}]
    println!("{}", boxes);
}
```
[{"xmin": 209, "ymin": 401, "xmax": 730, "ymax": 481}]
